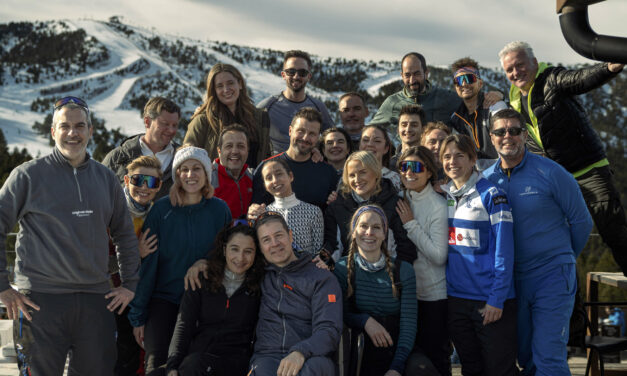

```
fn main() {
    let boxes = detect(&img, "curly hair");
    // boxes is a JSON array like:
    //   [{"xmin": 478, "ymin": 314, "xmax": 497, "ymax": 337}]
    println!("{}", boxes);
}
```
[
  {"xmin": 345, "ymin": 204, "xmax": 398, "ymax": 299},
  {"xmin": 204, "ymin": 224, "xmax": 264, "ymax": 295}
]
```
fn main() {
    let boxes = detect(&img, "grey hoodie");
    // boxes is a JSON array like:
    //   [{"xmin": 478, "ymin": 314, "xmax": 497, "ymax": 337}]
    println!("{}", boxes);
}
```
[{"xmin": 0, "ymin": 147, "xmax": 140, "ymax": 293}]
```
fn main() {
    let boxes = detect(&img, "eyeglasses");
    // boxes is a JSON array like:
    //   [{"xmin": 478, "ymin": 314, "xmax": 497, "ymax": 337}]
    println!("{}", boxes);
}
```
[
  {"xmin": 283, "ymin": 69, "xmax": 310, "ymax": 77},
  {"xmin": 490, "ymin": 127, "xmax": 526, "ymax": 137},
  {"xmin": 400, "ymin": 160, "xmax": 425, "ymax": 173},
  {"xmin": 54, "ymin": 96, "xmax": 90, "ymax": 114},
  {"xmin": 453, "ymin": 73, "xmax": 478, "ymax": 87},
  {"xmin": 129, "ymin": 174, "xmax": 161, "ymax": 188}
]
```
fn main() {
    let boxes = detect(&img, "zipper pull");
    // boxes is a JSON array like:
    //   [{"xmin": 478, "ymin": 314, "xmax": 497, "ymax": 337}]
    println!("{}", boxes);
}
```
[{"xmin": 226, "ymin": 299, "xmax": 230, "ymax": 309}]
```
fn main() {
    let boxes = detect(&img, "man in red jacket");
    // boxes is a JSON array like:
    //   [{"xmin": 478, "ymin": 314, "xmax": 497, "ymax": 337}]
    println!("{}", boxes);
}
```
[{"xmin": 211, "ymin": 124, "xmax": 253, "ymax": 219}]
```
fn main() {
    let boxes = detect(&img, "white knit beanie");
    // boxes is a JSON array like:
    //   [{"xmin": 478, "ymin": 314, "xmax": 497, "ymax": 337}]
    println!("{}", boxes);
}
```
[{"xmin": 172, "ymin": 146, "xmax": 212, "ymax": 186}]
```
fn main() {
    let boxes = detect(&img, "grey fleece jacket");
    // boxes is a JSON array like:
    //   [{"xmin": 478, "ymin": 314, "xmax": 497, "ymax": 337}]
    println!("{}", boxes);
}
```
[{"xmin": 0, "ymin": 147, "xmax": 140, "ymax": 294}]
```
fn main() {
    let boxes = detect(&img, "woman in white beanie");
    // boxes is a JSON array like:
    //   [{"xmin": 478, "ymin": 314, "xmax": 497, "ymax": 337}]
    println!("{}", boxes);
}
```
[{"xmin": 128, "ymin": 145, "xmax": 232, "ymax": 375}]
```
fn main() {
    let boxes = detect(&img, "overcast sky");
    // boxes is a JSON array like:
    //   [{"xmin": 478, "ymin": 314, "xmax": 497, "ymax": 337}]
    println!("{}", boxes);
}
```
[{"xmin": 2, "ymin": 0, "xmax": 626, "ymax": 69}]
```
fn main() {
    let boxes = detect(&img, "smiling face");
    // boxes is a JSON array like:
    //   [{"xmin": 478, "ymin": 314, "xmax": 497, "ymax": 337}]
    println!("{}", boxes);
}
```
[
  {"xmin": 323, "ymin": 131, "xmax": 349, "ymax": 165},
  {"xmin": 214, "ymin": 71, "xmax": 242, "ymax": 112},
  {"xmin": 501, "ymin": 49, "xmax": 538, "ymax": 94},
  {"xmin": 288, "ymin": 117, "xmax": 320, "ymax": 157},
  {"xmin": 217, "ymin": 130, "xmax": 248, "ymax": 176},
  {"xmin": 490, "ymin": 117, "xmax": 528, "ymax": 166},
  {"xmin": 359, "ymin": 127, "xmax": 389, "ymax": 164},
  {"xmin": 346, "ymin": 160, "xmax": 378, "ymax": 199},
  {"xmin": 262, "ymin": 161, "xmax": 293, "ymax": 198},
  {"xmin": 398, "ymin": 113, "xmax": 422, "ymax": 147},
  {"xmin": 399, "ymin": 156, "xmax": 432, "ymax": 193},
  {"xmin": 281, "ymin": 57, "xmax": 311, "ymax": 93},
  {"xmin": 144, "ymin": 110, "xmax": 179, "ymax": 152},
  {"xmin": 441, "ymin": 142, "xmax": 476, "ymax": 189},
  {"xmin": 177, "ymin": 159, "xmax": 207, "ymax": 195},
  {"xmin": 353, "ymin": 211, "xmax": 385, "ymax": 261},
  {"xmin": 224, "ymin": 233, "xmax": 256, "ymax": 275},
  {"xmin": 454, "ymin": 70, "xmax": 483, "ymax": 100},
  {"xmin": 51, "ymin": 107, "xmax": 92, "ymax": 167},
  {"xmin": 124, "ymin": 166, "xmax": 161, "ymax": 206},
  {"xmin": 402, "ymin": 55, "xmax": 428, "ymax": 96},
  {"xmin": 257, "ymin": 220, "xmax": 296, "ymax": 268}
]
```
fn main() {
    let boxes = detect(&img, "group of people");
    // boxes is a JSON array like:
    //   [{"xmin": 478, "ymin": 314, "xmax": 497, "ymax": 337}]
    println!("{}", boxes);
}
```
[{"xmin": 0, "ymin": 40, "xmax": 624, "ymax": 376}]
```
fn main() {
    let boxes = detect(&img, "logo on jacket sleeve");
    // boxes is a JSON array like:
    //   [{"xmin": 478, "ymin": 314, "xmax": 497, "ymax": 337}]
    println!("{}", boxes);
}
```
[{"xmin": 328, "ymin": 294, "xmax": 336, "ymax": 303}]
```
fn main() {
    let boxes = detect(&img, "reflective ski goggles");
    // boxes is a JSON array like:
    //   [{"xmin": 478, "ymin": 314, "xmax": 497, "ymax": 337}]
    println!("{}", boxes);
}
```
[
  {"xmin": 400, "ymin": 160, "xmax": 425, "ymax": 173},
  {"xmin": 54, "ymin": 96, "xmax": 90, "ymax": 114},
  {"xmin": 129, "ymin": 174, "xmax": 161, "ymax": 188},
  {"xmin": 453, "ymin": 73, "xmax": 478, "ymax": 87},
  {"xmin": 490, "ymin": 127, "xmax": 526, "ymax": 137},
  {"xmin": 283, "ymin": 68, "xmax": 310, "ymax": 77}
]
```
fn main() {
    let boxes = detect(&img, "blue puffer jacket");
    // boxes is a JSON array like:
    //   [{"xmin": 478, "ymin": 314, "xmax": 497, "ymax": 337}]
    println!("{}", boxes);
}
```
[
  {"xmin": 441, "ymin": 172, "xmax": 515, "ymax": 309},
  {"xmin": 128, "ymin": 196, "xmax": 232, "ymax": 327},
  {"xmin": 253, "ymin": 253, "xmax": 343, "ymax": 359}
]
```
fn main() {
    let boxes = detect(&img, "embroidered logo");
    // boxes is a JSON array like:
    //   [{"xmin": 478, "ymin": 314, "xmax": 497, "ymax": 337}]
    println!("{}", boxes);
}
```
[
  {"xmin": 493, "ymin": 195, "xmax": 508, "ymax": 205},
  {"xmin": 71, "ymin": 210, "xmax": 93, "ymax": 218},
  {"xmin": 520, "ymin": 186, "xmax": 539, "ymax": 196},
  {"xmin": 328, "ymin": 294, "xmax": 336, "ymax": 303}
]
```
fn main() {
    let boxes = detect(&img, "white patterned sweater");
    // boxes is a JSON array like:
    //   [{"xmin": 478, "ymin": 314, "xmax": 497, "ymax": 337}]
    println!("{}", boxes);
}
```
[{"xmin": 267, "ymin": 193, "xmax": 324, "ymax": 255}]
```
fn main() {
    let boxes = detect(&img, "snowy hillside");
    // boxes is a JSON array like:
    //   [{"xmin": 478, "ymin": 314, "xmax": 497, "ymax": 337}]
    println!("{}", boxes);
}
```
[{"xmin": 0, "ymin": 17, "xmax": 623, "ymax": 160}]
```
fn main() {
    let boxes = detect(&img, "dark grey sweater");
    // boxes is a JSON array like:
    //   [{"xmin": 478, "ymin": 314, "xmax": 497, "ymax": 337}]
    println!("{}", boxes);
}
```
[{"xmin": 0, "ymin": 147, "xmax": 140, "ymax": 293}]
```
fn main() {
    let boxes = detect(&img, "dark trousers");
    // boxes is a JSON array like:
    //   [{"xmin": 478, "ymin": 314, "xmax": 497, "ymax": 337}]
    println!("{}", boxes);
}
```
[
  {"xmin": 448, "ymin": 297, "xmax": 517, "ymax": 376},
  {"xmin": 115, "ymin": 306, "xmax": 142, "ymax": 376},
  {"xmin": 14, "ymin": 291, "xmax": 116, "ymax": 376},
  {"xmin": 413, "ymin": 299, "xmax": 451, "ymax": 376},
  {"xmin": 144, "ymin": 298, "xmax": 179, "ymax": 376},
  {"xmin": 178, "ymin": 351, "xmax": 251, "ymax": 376},
  {"xmin": 577, "ymin": 165, "xmax": 627, "ymax": 274}
]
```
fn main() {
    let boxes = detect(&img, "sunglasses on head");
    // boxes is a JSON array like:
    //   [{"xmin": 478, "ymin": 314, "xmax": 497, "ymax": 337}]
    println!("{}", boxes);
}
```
[
  {"xmin": 129, "ymin": 174, "xmax": 161, "ymax": 189},
  {"xmin": 54, "ymin": 96, "xmax": 90, "ymax": 114},
  {"xmin": 283, "ymin": 68, "xmax": 310, "ymax": 77},
  {"xmin": 453, "ymin": 73, "xmax": 478, "ymax": 87},
  {"xmin": 400, "ymin": 160, "xmax": 425, "ymax": 173},
  {"xmin": 490, "ymin": 127, "xmax": 525, "ymax": 137}
]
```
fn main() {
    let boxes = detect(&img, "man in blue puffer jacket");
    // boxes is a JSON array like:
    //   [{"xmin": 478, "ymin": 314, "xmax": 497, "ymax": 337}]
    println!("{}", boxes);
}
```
[{"xmin": 484, "ymin": 109, "xmax": 593, "ymax": 376}]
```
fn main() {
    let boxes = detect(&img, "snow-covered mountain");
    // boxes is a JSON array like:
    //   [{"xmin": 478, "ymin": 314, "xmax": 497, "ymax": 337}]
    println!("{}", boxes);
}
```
[{"xmin": 0, "ymin": 17, "xmax": 623, "ymax": 161}]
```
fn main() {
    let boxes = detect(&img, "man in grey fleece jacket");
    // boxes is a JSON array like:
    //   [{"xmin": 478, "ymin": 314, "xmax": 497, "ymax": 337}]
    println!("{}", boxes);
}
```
[{"xmin": 0, "ymin": 98, "xmax": 140, "ymax": 375}]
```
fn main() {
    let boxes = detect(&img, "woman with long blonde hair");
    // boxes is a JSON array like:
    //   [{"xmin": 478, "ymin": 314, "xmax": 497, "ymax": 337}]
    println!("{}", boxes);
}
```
[
  {"xmin": 184, "ymin": 63, "xmax": 271, "ymax": 167},
  {"xmin": 333, "ymin": 205, "xmax": 417, "ymax": 376},
  {"xmin": 128, "ymin": 145, "xmax": 232, "ymax": 375}
]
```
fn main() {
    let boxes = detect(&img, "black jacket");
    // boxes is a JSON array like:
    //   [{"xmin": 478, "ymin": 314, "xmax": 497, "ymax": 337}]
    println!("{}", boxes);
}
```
[
  {"xmin": 512, "ymin": 63, "xmax": 618, "ymax": 173},
  {"xmin": 323, "ymin": 178, "xmax": 418, "ymax": 264},
  {"xmin": 166, "ymin": 277, "xmax": 260, "ymax": 372},
  {"xmin": 101, "ymin": 134, "xmax": 178, "ymax": 198},
  {"xmin": 450, "ymin": 92, "xmax": 499, "ymax": 160}
]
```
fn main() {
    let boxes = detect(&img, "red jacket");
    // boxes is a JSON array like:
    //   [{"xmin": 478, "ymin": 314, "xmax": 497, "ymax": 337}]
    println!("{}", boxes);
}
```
[{"xmin": 212, "ymin": 159, "xmax": 253, "ymax": 219}]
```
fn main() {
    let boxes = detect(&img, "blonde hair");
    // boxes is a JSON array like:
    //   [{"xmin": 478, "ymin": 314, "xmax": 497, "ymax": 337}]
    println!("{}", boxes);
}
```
[
  {"xmin": 126, "ymin": 156, "xmax": 163, "ymax": 178},
  {"xmin": 340, "ymin": 151, "xmax": 382, "ymax": 197}
]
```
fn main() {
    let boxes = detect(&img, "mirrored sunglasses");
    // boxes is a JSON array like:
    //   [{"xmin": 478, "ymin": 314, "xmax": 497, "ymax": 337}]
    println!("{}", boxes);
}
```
[
  {"xmin": 400, "ymin": 160, "xmax": 425, "ymax": 173},
  {"xmin": 453, "ymin": 73, "xmax": 478, "ymax": 87},
  {"xmin": 129, "ymin": 174, "xmax": 161, "ymax": 188}
]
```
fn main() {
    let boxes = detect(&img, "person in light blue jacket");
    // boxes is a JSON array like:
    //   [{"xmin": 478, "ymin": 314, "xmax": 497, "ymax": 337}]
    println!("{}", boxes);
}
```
[
  {"xmin": 440, "ymin": 134, "xmax": 517, "ymax": 376},
  {"xmin": 484, "ymin": 109, "xmax": 592, "ymax": 376}
]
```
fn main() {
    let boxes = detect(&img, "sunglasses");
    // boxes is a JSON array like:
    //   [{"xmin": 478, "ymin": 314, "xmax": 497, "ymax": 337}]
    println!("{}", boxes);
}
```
[
  {"xmin": 400, "ymin": 160, "xmax": 425, "ymax": 173},
  {"xmin": 231, "ymin": 218, "xmax": 251, "ymax": 227},
  {"xmin": 283, "ymin": 68, "xmax": 310, "ymax": 77},
  {"xmin": 490, "ymin": 127, "xmax": 526, "ymax": 137},
  {"xmin": 54, "ymin": 96, "xmax": 90, "ymax": 114},
  {"xmin": 453, "ymin": 73, "xmax": 478, "ymax": 87},
  {"xmin": 129, "ymin": 174, "xmax": 161, "ymax": 188}
]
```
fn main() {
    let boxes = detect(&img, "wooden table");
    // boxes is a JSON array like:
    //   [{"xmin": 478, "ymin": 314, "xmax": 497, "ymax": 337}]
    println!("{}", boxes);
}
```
[{"xmin": 586, "ymin": 272, "xmax": 627, "ymax": 376}]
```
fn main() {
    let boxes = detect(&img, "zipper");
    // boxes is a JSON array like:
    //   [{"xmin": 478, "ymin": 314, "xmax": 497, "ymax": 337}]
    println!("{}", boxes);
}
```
[
  {"xmin": 73, "ymin": 168, "xmax": 83, "ymax": 202},
  {"xmin": 277, "ymin": 273, "xmax": 286, "ymax": 353},
  {"xmin": 235, "ymin": 180, "xmax": 244, "ymax": 216}
]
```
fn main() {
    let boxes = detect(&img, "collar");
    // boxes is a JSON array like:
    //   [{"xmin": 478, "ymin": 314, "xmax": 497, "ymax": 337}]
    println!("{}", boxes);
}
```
[
  {"xmin": 495, "ymin": 149, "xmax": 529, "ymax": 175},
  {"xmin": 272, "ymin": 193, "xmax": 300, "ymax": 209},
  {"xmin": 403, "ymin": 80, "xmax": 433, "ymax": 99},
  {"xmin": 215, "ymin": 159, "xmax": 248, "ymax": 180},
  {"xmin": 139, "ymin": 137, "xmax": 175, "ymax": 157},
  {"xmin": 51, "ymin": 146, "xmax": 90, "ymax": 169},
  {"xmin": 405, "ymin": 181, "xmax": 435, "ymax": 201},
  {"xmin": 442, "ymin": 170, "xmax": 481, "ymax": 198}
]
